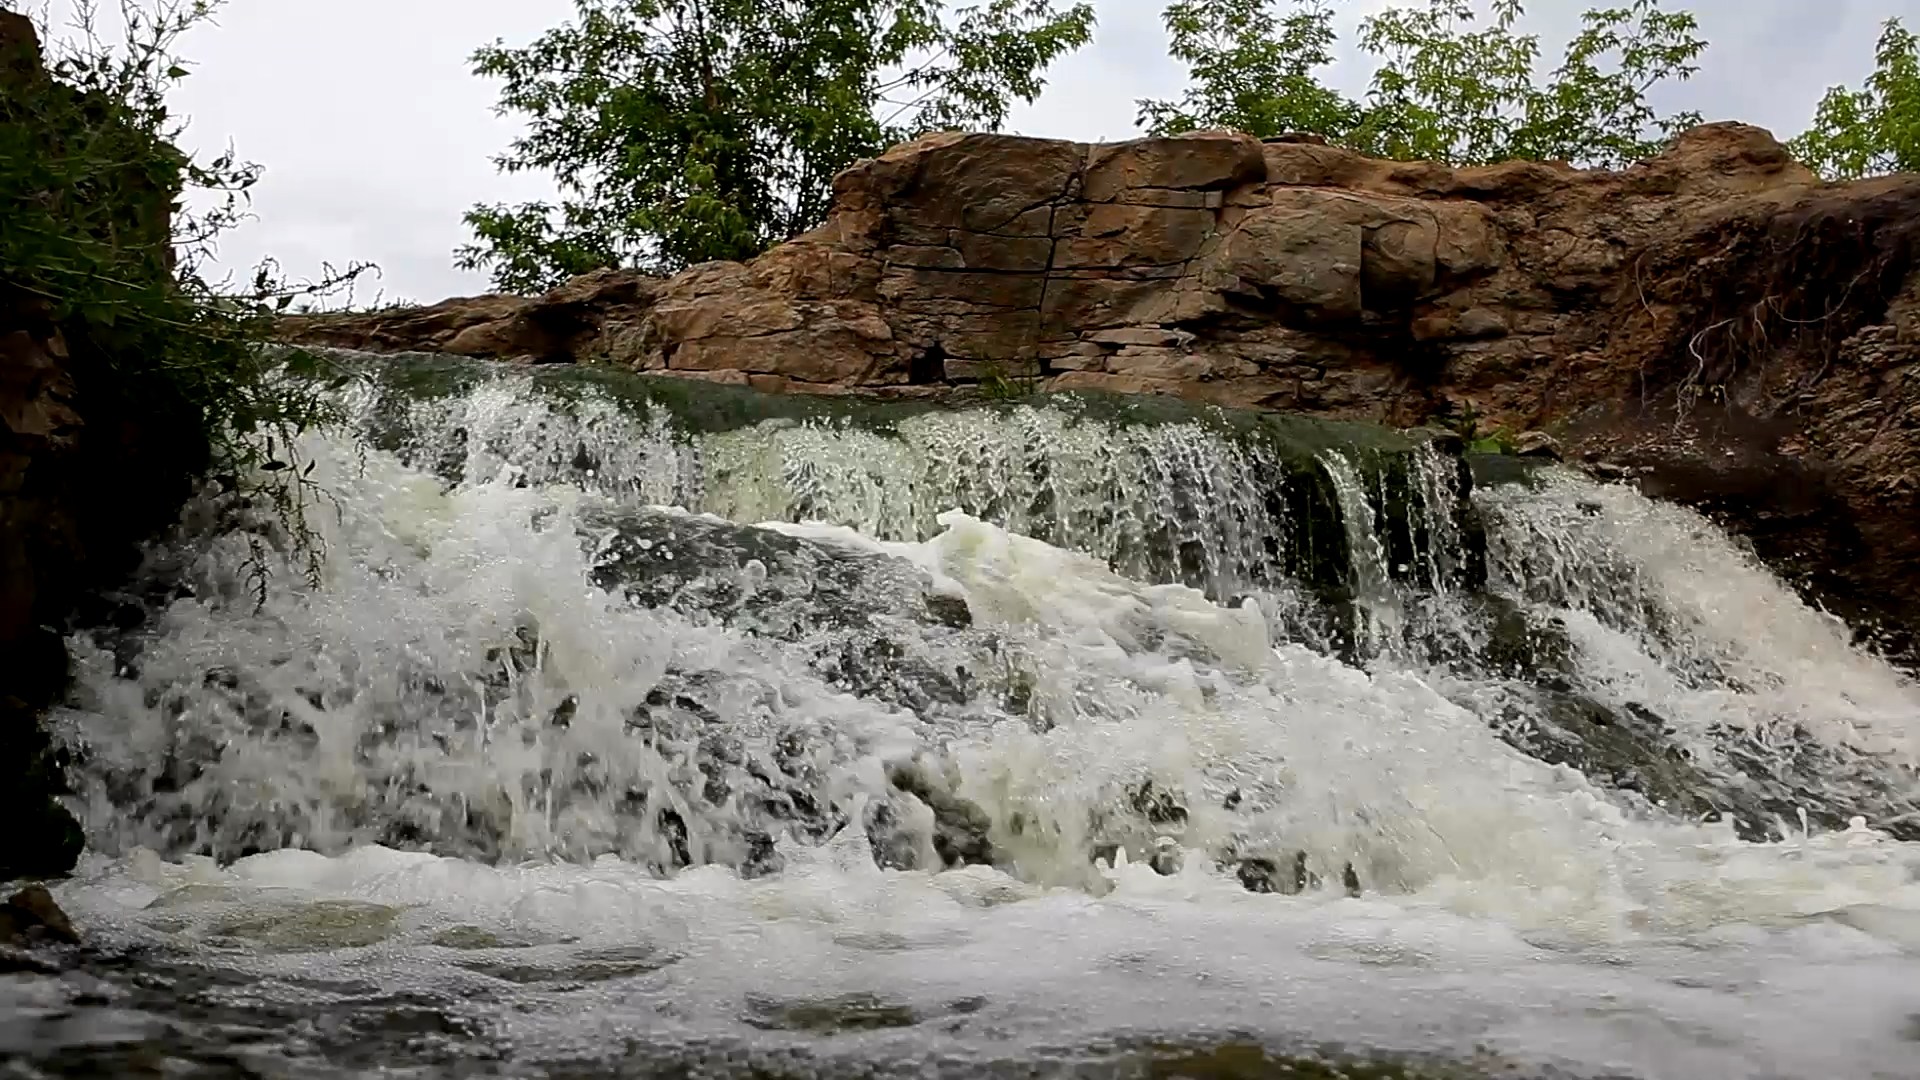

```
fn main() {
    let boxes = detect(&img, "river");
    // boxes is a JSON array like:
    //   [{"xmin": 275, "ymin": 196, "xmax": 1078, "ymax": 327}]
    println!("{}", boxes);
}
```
[{"xmin": 7, "ymin": 351, "xmax": 1920, "ymax": 1078}]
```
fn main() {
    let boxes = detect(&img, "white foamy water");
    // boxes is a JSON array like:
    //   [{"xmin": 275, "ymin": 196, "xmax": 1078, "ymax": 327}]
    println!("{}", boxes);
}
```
[
  {"xmin": 29, "ymin": 826, "xmax": 1920, "ymax": 1080},
  {"xmin": 1479, "ymin": 472, "xmax": 1920, "ymax": 763},
  {"xmin": 17, "ymin": 363, "xmax": 1920, "ymax": 1078}
]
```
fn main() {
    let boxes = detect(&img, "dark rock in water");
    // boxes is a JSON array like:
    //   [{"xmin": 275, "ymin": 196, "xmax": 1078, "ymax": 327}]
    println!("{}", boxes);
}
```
[
  {"xmin": 1496, "ymin": 690, "xmax": 1709, "ymax": 819},
  {"xmin": 1232, "ymin": 852, "xmax": 1315, "ymax": 895},
  {"xmin": 1705, "ymin": 721, "xmax": 1920, "ymax": 843},
  {"xmin": 1234, "ymin": 857, "xmax": 1284, "ymax": 894},
  {"xmin": 0, "ymin": 883, "xmax": 78, "ymax": 947},
  {"xmin": 884, "ymin": 761, "xmax": 995, "ymax": 869},
  {"xmin": 1491, "ymin": 686, "xmax": 1920, "ymax": 843},
  {"xmin": 587, "ymin": 506, "xmax": 992, "ymax": 715},
  {"xmin": 1148, "ymin": 839, "xmax": 1183, "ymax": 877},
  {"xmin": 1123, "ymin": 1037, "xmax": 1452, "ymax": 1079},
  {"xmin": 0, "ymin": 688, "xmax": 85, "ymax": 879},
  {"xmin": 1130, "ymin": 780, "xmax": 1190, "ymax": 826},
  {"xmin": 0, "ymin": 945, "xmax": 61, "ymax": 974},
  {"xmin": 740, "ymin": 991, "xmax": 933, "ymax": 1033}
]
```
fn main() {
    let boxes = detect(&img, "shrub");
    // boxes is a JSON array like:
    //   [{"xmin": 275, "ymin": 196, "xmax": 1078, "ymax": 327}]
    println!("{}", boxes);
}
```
[{"xmin": 1, "ymin": 0, "xmax": 370, "ymax": 581}]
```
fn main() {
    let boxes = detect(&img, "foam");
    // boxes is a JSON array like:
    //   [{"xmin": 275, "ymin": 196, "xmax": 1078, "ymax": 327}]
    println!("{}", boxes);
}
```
[
  {"xmin": 44, "ymin": 836, "xmax": 1920, "ymax": 1078},
  {"xmin": 32, "ymin": 374, "xmax": 1920, "ymax": 1077}
]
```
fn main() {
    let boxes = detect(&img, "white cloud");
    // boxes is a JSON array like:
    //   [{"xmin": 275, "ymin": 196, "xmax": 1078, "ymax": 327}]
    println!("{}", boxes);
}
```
[{"xmin": 34, "ymin": 0, "xmax": 1920, "ymax": 303}]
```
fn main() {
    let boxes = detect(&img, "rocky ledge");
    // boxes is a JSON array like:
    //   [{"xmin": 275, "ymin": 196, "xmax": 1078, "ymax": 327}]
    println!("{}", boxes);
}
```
[{"xmin": 280, "ymin": 124, "xmax": 1920, "ymax": 662}]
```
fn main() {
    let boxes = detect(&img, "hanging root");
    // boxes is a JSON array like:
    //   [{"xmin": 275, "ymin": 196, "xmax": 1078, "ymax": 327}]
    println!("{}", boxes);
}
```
[{"xmin": 1636, "ymin": 183, "xmax": 1920, "ymax": 422}]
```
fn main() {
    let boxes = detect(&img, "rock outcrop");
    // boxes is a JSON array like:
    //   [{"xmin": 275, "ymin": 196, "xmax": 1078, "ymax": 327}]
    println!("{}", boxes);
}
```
[
  {"xmin": 281, "ymin": 123, "xmax": 1920, "ymax": 662},
  {"xmin": 1, "ymin": 11, "xmax": 207, "ymax": 876}
]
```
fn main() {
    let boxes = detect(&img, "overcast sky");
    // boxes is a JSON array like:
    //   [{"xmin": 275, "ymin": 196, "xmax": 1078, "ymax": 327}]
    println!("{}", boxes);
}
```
[{"xmin": 32, "ymin": 0, "xmax": 1920, "ymax": 304}]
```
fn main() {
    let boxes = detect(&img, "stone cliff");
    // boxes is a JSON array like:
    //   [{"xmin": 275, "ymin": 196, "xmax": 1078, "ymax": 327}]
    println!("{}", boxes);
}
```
[
  {"xmin": 283, "ymin": 124, "xmax": 1920, "ymax": 662},
  {"xmin": 1, "ymin": 11, "xmax": 207, "ymax": 877}
]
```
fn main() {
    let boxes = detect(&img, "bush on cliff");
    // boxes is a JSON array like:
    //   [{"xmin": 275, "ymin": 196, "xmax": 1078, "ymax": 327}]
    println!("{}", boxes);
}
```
[
  {"xmin": 1790, "ymin": 18, "xmax": 1920, "ymax": 181},
  {"xmin": 456, "ymin": 0, "xmax": 1097, "ymax": 291},
  {"xmin": 1141, "ymin": 0, "xmax": 1707, "ymax": 169},
  {"xmin": 0, "ymin": 1, "xmax": 362, "ymax": 877},
  {"xmin": 2, "ymin": 1, "xmax": 366, "ymax": 564}
]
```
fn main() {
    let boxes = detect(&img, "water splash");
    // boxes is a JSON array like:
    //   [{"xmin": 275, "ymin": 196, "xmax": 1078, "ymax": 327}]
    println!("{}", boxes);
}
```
[
  {"xmin": 1471, "ymin": 470, "xmax": 1920, "ymax": 836},
  {"xmin": 31, "ymin": 353, "xmax": 1920, "ymax": 1079}
]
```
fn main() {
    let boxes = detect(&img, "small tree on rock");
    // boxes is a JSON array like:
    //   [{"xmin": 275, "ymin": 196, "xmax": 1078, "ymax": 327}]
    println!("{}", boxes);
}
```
[
  {"xmin": 1789, "ymin": 18, "xmax": 1920, "ymax": 181},
  {"xmin": 1140, "ymin": 0, "xmax": 1707, "ymax": 169},
  {"xmin": 458, "ymin": 0, "xmax": 1095, "ymax": 292}
]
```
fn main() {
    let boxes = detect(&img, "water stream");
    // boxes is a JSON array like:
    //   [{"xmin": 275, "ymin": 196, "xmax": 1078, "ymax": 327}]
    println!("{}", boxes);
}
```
[{"xmin": 7, "ymin": 351, "xmax": 1920, "ymax": 1079}]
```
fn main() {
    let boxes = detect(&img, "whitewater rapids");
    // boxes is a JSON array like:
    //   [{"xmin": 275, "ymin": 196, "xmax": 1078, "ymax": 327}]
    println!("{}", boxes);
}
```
[{"xmin": 10, "ymin": 363, "xmax": 1920, "ymax": 1079}]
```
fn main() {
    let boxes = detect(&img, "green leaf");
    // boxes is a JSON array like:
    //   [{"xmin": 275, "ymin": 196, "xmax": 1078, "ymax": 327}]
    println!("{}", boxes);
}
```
[{"xmin": 1790, "ymin": 18, "xmax": 1920, "ymax": 180}]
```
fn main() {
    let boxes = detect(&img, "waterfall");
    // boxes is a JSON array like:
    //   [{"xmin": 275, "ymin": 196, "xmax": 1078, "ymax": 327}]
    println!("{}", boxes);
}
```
[{"xmin": 20, "ymin": 348, "xmax": 1920, "ymax": 1080}]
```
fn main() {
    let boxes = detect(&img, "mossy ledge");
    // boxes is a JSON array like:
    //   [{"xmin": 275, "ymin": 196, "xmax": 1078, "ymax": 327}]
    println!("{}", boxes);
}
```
[{"xmin": 300, "ymin": 345, "xmax": 1485, "ymax": 633}]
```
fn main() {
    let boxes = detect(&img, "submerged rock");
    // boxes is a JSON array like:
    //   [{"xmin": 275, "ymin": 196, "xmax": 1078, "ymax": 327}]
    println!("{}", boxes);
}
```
[{"xmin": 881, "ymin": 760, "xmax": 996, "ymax": 870}]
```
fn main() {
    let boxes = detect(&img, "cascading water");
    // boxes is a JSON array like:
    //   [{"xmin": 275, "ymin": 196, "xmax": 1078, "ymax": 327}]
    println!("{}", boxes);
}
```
[{"xmin": 10, "ymin": 349, "xmax": 1920, "ymax": 1079}]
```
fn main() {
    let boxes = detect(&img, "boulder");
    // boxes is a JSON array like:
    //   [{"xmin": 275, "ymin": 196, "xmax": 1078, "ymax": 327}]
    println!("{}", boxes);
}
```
[{"xmin": 0, "ymin": 884, "xmax": 77, "ymax": 947}]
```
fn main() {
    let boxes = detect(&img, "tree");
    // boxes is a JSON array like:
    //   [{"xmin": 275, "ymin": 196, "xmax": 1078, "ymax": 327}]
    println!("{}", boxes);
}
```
[
  {"xmin": 1789, "ymin": 19, "xmax": 1920, "ymax": 181},
  {"xmin": 1139, "ymin": 0, "xmax": 1707, "ymax": 170},
  {"xmin": 1137, "ymin": 0, "xmax": 1360, "ymax": 144},
  {"xmin": 458, "ymin": 0, "xmax": 1095, "ymax": 293}
]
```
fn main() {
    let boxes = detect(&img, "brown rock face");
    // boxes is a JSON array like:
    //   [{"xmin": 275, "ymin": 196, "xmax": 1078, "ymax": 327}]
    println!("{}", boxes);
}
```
[
  {"xmin": 2, "ymin": 12, "xmax": 208, "ymax": 876},
  {"xmin": 281, "ymin": 122, "xmax": 1920, "ymax": 658}
]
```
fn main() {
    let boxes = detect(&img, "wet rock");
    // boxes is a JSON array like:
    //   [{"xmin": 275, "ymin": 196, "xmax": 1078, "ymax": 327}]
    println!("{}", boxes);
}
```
[
  {"xmin": 884, "ymin": 761, "xmax": 995, "ymax": 868},
  {"xmin": 1512, "ymin": 431, "xmax": 1561, "ymax": 459},
  {"xmin": 1147, "ymin": 837, "xmax": 1183, "ymax": 877},
  {"xmin": 1489, "ymin": 685, "xmax": 1920, "ymax": 842},
  {"xmin": 1125, "ymin": 1038, "xmax": 1451, "ymax": 1079},
  {"xmin": 588, "ymin": 506, "xmax": 989, "ymax": 714},
  {"xmin": 741, "ymin": 991, "xmax": 940, "ymax": 1033},
  {"xmin": 210, "ymin": 900, "xmax": 400, "ymax": 952},
  {"xmin": 457, "ymin": 943, "xmax": 680, "ymax": 985},
  {"xmin": 0, "ymin": 883, "xmax": 78, "ymax": 946},
  {"xmin": 0, "ymin": 695, "xmax": 84, "ymax": 879},
  {"xmin": 1232, "ymin": 852, "xmax": 1314, "ymax": 896}
]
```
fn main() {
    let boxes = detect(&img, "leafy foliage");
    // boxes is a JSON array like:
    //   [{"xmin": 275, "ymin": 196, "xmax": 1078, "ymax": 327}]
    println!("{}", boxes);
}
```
[
  {"xmin": 5, "ymin": 0, "xmax": 369, "ymax": 580},
  {"xmin": 1138, "ymin": 0, "xmax": 1360, "ymax": 143},
  {"xmin": 1140, "ymin": 0, "xmax": 1707, "ymax": 169},
  {"xmin": 1789, "ymin": 19, "xmax": 1920, "ymax": 181},
  {"xmin": 457, "ymin": 0, "xmax": 1095, "ymax": 292}
]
